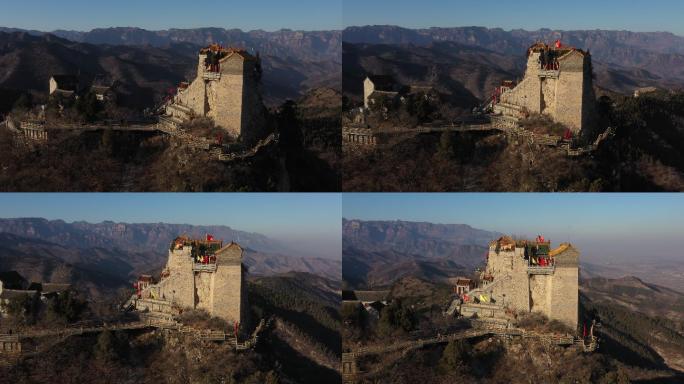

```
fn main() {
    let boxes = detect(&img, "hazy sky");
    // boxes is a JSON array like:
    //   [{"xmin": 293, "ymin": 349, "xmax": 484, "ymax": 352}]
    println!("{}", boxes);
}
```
[
  {"xmin": 343, "ymin": 193, "xmax": 684, "ymax": 263},
  {"xmin": 0, "ymin": 0, "xmax": 342, "ymax": 31},
  {"xmin": 344, "ymin": 0, "xmax": 684, "ymax": 36},
  {"xmin": 0, "ymin": 193, "xmax": 342, "ymax": 260}
]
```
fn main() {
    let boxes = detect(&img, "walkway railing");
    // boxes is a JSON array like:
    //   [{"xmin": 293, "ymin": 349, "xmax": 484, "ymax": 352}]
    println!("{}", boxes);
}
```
[
  {"xmin": 202, "ymin": 72, "xmax": 221, "ymax": 81},
  {"xmin": 192, "ymin": 263, "xmax": 217, "ymax": 272},
  {"xmin": 527, "ymin": 265, "xmax": 555, "ymax": 275},
  {"xmin": 538, "ymin": 69, "xmax": 560, "ymax": 78}
]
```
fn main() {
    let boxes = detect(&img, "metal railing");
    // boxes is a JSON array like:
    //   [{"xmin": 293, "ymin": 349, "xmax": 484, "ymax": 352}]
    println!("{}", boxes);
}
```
[
  {"xmin": 538, "ymin": 69, "xmax": 560, "ymax": 78},
  {"xmin": 202, "ymin": 72, "xmax": 221, "ymax": 80},
  {"xmin": 527, "ymin": 265, "xmax": 555, "ymax": 275},
  {"xmin": 0, "ymin": 335, "xmax": 19, "ymax": 342},
  {"xmin": 193, "ymin": 263, "xmax": 217, "ymax": 272}
]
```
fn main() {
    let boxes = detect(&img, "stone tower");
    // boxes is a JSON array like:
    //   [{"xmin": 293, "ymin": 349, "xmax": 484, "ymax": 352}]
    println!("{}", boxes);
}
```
[
  {"xmin": 135, "ymin": 237, "xmax": 248, "ymax": 330},
  {"xmin": 466, "ymin": 236, "xmax": 579, "ymax": 330},
  {"xmin": 167, "ymin": 45, "xmax": 265, "ymax": 142},
  {"xmin": 493, "ymin": 43, "xmax": 597, "ymax": 135}
]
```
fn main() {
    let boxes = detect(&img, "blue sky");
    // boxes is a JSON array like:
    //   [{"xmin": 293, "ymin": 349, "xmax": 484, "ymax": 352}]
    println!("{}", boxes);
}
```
[
  {"xmin": 0, "ymin": 0, "xmax": 342, "ymax": 31},
  {"xmin": 0, "ymin": 193, "xmax": 341, "ymax": 259},
  {"xmin": 343, "ymin": 193, "xmax": 684, "ymax": 262},
  {"xmin": 344, "ymin": 0, "xmax": 684, "ymax": 35}
]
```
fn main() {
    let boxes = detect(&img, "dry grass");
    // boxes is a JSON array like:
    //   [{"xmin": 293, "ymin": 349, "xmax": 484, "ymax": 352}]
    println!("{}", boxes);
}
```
[
  {"xmin": 519, "ymin": 114, "xmax": 567, "ymax": 136},
  {"xmin": 182, "ymin": 117, "xmax": 234, "ymax": 143},
  {"xmin": 177, "ymin": 309, "xmax": 229, "ymax": 331},
  {"xmin": 514, "ymin": 311, "xmax": 574, "ymax": 334}
]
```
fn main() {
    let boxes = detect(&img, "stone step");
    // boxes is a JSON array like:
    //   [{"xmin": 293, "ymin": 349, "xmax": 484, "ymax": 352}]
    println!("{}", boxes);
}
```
[
  {"xmin": 160, "ymin": 115, "xmax": 185, "ymax": 127},
  {"xmin": 168, "ymin": 103, "xmax": 192, "ymax": 114}
]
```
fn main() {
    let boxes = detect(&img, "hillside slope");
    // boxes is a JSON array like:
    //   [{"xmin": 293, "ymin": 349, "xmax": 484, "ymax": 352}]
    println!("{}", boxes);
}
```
[
  {"xmin": 0, "ymin": 30, "xmax": 340, "ymax": 111},
  {"xmin": 0, "ymin": 273, "xmax": 342, "ymax": 384},
  {"xmin": 0, "ymin": 32, "xmax": 190, "ymax": 109},
  {"xmin": 581, "ymin": 276, "xmax": 684, "ymax": 373},
  {"xmin": 342, "ymin": 219, "xmax": 498, "ymax": 288},
  {"xmin": 0, "ymin": 219, "xmax": 342, "ymax": 283},
  {"xmin": 343, "ymin": 40, "xmax": 682, "ymax": 105},
  {"xmin": 343, "ymin": 25, "xmax": 684, "ymax": 90}
]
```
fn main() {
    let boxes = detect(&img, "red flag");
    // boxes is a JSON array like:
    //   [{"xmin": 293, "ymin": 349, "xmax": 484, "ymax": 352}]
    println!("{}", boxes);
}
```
[
  {"xmin": 555, "ymin": 40, "xmax": 562, "ymax": 49},
  {"xmin": 207, "ymin": 234, "xmax": 214, "ymax": 242},
  {"xmin": 564, "ymin": 129, "xmax": 573, "ymax": 140}
]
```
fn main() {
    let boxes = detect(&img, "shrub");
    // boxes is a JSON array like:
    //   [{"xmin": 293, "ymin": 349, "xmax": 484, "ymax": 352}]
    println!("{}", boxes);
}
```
[{"xmin": 439, "ymin": 340, "xmax": 472, "ymax": 373}]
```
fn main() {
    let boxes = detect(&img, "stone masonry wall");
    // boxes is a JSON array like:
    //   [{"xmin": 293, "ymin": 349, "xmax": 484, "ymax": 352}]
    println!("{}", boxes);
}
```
[
  {"xmin": 240, "ymin": 72, "xmax": 267, "ymax": 144},
  {"xmin": 529, "ymin": 274, "xmax": 551, "ymax": 314},
  {"xmin": 484, "ymin": 242, "xmax": 579, "ymax": 330},
  {"xmin": 363, "ymin": 78, "xmax": 375, "ymax": 109},
  {"xmin": 137, "ymin": 242, "xmax": 248, "ymax": 328},
  {"xmin": 177, "ymin": 56, "xmax": 209, "ymax": 116},
  {"xmin": 208, "ymin": 55, "xmax": 245, "ymax": 137},
  {"xmin": 484, "ymin": 247, "xmax": 529, "ymax": 311},
  {"xmin": 194, "ymin": 272, "xmax": 213, "ymax": 313},
  {"xmin": 161, "ymin": 247, "xmax": 195, "ymax": 308},
  {"xmin": 498, "ymin": 49, "xmax": 594, "ymax": 134},
  {"xmin": 554, "ymin": 51, "xmax": 585, "ymax": 132},
  {"xmin": 172, "ymin": 52, "xmax": 265, "ymax": 141},
  {"xmin": 212, "ymin": 243, "xmax": 247, "ymax": 328},
  {"xmin": 549, "ymin": 247, "xmax": 580, "ymax": 330},
  {"xmin": 499, "ymin": 53, "xmax": 543, "ymax": 114}
]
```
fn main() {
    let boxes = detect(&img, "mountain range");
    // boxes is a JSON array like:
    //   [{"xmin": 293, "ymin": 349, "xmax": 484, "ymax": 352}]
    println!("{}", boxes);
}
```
[
  {"xmin": 0, "ymin": 218, "xmax": 341, "ymax": 295},
  {"xmin": 0, "ymin": 27, "xmax": 341, "ymax": 62},
  {"xmin": 0, "ymin": 27, "xmax": 342, "ymax": 109},
  {"xmin": 342, "ymin": 219, "xmax": 501, "ymax": 288},
  {"xmin": 0, "ymin": 32, "xmax": 192, "ymax": 109},
  {"xmin": 343, "ymin": 25, "xmax": 684, "ymax": 100},
  {"xmin": 581, "ymin": 276, "xmax": 684, "ymax": 373}
]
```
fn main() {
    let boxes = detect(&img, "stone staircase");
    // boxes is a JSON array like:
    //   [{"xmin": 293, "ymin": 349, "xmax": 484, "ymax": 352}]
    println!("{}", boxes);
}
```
[
  {"xmin": 166, "ymin": 103, "xmax": 194, "ymax": 122},
  {"xmin": 566, "ymin": 126, "xmax": 615, "ymax": 157},
  {"xmin": 217, "ymin": 132, "xmax": 279, "ymax": 162},
  {"xmin": 157, "ymin": 115, "xmax": 278, "ymax": 162},
  {"xmin": 490, "ymin": 113, "xmax": 520, "ymax": 129}
]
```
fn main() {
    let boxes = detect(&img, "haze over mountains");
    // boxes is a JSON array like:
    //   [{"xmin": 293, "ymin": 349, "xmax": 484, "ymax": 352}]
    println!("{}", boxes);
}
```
[
  {"xmin": 342, "ymin": 219, "xmax": 501, "ymax": 288},
  {"xmin": 0, "ymin": 27, "xmax": 341, "ymax": 61},
  {"xmin": 0, "ymin": 27, "xmax": 342, "ymax": 108},
  {"xmin": 343, "ymin": 25, "xmax": 684, "ymax": 100},
  {"xmin": 580, "ymin": 276, "xmax": 684, "ymax": 373},
  {"xmin": 0, "ymin": 218, "xmax": 341, "ymax": 295},
  {"xmin": 342, "ymin": 219, "xmax": 684, "ymax": 295}
]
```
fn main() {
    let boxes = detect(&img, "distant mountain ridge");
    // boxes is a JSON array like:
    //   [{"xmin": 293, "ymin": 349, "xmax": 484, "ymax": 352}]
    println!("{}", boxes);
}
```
[
  {"xmin": 0, "ymin": 27, "xmax": 341, "ymax": 62},
  {"xmin": 0, "ymin": 31, "xmax": 192, "ymax": 109},
  {"xmin": 343, "ymin": 218, "xmax": 501, "ymax": 252},
  {"xmin": 0, "ymin": 218, "xmax": 341, "ymax": 283},
  {"xmin": 581, "ymin": 276, "xmax": 684, "ymax": 372},
  {"xmin": 0, "ymin": 217, "xmax": 281, "ymax": 254},
  {"xmin": 0, "ymin": 30, "xmax": 340, "ymax": 109},
  {"xmin": 342, "ymin": 219, "xmax": 501, "ymax": 288},
  {"xmin": 343, "ymin": 25, "xmax": 684, "ymax": 56},
  {"xmin": 343, "ymin": 26, "xmax": 684, "ymax": 94}
]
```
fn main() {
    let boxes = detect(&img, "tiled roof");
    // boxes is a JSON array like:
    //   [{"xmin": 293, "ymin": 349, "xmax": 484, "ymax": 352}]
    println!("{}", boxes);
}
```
[
  {"xmin": 528, "ymin": 42, "xmax": 588, "ymax": 57},
  {"xmin": 200, "ymin": 45, "xmax": 256, "ymax": 61},
  {"xmin": 549, "ymin": 243, "xmax": 573, "ymax": 257}
]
